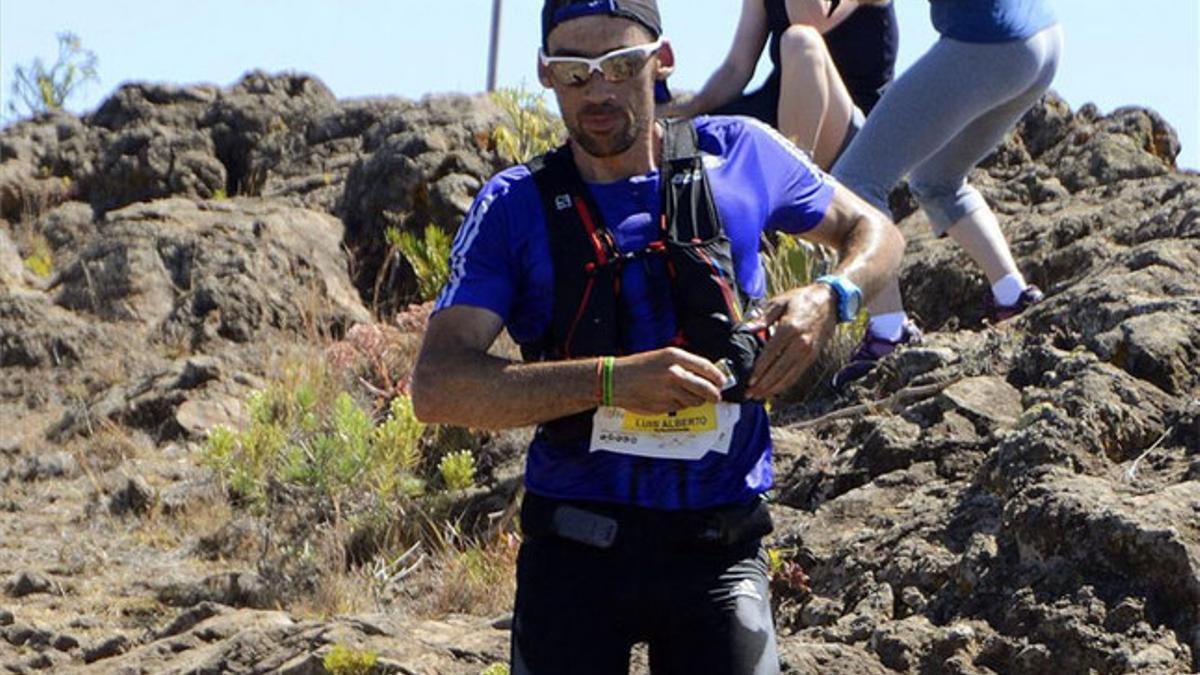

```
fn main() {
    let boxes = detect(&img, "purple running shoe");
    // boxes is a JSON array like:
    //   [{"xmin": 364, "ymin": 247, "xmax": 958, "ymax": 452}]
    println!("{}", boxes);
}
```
[
  {"xmin": 831, "ymin": 320, "xmax": 923, "ymax": 390},
  {"xmin": 986, "ymin": 285, "xmax": 1044, "ymax": 322}
]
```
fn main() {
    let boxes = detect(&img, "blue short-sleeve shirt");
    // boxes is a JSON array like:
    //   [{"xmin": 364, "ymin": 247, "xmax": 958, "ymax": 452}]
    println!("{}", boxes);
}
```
[{"xmin": 434, "ymin": 116, "xmax": 835, "ymax": 510}]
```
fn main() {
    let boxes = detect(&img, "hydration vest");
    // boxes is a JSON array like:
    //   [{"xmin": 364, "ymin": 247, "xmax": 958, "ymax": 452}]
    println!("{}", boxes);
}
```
[{"xmin": 522, "ymin": 119, "xmax": 766, "ymax": 444}]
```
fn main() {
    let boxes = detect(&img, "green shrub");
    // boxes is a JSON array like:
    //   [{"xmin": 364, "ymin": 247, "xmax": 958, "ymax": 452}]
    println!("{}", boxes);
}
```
[
  {"xmin": 7, "ymin": 32, "xmax": 98, "ymax": 119},
  {"xmin": 388, "ymin": 224, "xmax": 451, "ymax": 303},
  {"xmin": 491, "ymin": 87, "xmax": 565, "ymax": 165},
  {"xmin": 323, "ymin": 643, "xmax": 378, "ymax": 675},
  {"xmin": 438, "ymin": 450, "xmax": 476, "ymax": 491},
  {"xmin": 760, "ymin": 232, "xmax": 827, "ymax": 298},
  {"xmin": 204, "ymin": 364, "xmax": 510, "ymax": 616},
  {"xmin": 370, "ymin": 395, "xmax": 427, "ymax": 497},
  {"xmin": 481, "ymin": 664, "xmax": 511, "ymax": 675},
  {"xmin": 202, "ymin": 368, "xmax": 428, "ymax": 508}
]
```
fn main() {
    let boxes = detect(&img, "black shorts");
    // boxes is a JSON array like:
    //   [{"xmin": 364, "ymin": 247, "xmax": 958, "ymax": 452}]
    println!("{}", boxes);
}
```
[{"xmin": 510, "ymin": 493, "xmax": 780, "ymax": 675}]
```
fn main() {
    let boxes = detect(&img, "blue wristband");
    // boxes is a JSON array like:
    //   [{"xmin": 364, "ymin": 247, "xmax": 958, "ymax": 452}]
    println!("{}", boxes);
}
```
[{"xmin": 814, "ymin": 274, "xmax": 863, "ymax": 323}]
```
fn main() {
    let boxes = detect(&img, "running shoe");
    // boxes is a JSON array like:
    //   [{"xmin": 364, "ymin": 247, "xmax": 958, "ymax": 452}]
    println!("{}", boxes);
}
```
[
  {"xmin": 830, "ymin": 320, "xmax": 923, "ymax": 390},
  {"xmin": 986, "ymin": 285, "xmax": 1044, "ymax": 322}
]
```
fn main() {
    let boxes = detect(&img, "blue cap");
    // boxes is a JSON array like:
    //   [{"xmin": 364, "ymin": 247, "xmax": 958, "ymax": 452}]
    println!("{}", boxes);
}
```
[{"xmin": 541, "ymin": 0, "xmax": 662, "ymax": 48}]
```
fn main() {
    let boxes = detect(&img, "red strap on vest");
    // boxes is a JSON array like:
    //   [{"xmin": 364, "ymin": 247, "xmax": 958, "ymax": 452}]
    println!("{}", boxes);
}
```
[{"xmin": 575, "ymin": 197, "xmax": 608, "ymax": 267}]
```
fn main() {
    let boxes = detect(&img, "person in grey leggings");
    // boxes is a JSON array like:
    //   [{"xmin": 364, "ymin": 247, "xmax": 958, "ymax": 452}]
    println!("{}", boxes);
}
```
[{"xmin": 831, "ymin": 1, "xmax": 1062, "ymax": 387}]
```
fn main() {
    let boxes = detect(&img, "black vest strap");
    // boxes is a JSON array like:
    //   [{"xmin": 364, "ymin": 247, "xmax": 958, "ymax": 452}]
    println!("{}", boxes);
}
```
[
  {"xmin": 523, "ymin": 147, "xmax": 623, "ymax": 363},
  {"xmin": 660, "ymin": 117, "xmax": 725, "ymax": 245},
  {"xmin": 523, "ymin": 120, "xmax": 763, "ymax": 445}
]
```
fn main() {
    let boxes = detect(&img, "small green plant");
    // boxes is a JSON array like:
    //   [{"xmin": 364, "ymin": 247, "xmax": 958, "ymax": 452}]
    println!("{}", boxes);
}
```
[
  {"xmin": 323, "ymin": 643, "xmax": 378, "ymax": 675},
  {"xmin": 7, "ymin": 32, "xmax": 98, "ymax": 119},
  {"xmin": 387, "ymin": 224, "xmax": 452, "ymax": 302},
  {"xmin": 761, "ymin": 232, "xmax": 824, "ymax": 298},
  {"xmin": 371, "ymin": 395, "xmax": 427, "ymax": 497},
  {"xmin": 766, "ymin": 547, "xmax": 786, "ymax": 577},
  {"xmin": 22, "ymin": 237, "xmax": 53, "ymax": 278},
  {"xmin": 438, "ymin": 450, "xmax": 476, "ymax": 491},
  {"xmin": 201, "ymin": 367, "xmax": 429, "ymax": 507},
  {"xmin": 481, "ymin": 664, "xmax": 511, "ymax": 675},
  {"xmin": 212, "ymin": 188, "xmax": 228, "ymax": 200},
  {"xmin": 491, "ymin": 86, "xmax": 566, "ymax": 165}
]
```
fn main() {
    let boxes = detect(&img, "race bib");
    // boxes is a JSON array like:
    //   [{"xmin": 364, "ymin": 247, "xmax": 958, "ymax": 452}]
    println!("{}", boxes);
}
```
[{"xmin": 589, "ymin": 402, "xmax": 742, "ymax": 460}]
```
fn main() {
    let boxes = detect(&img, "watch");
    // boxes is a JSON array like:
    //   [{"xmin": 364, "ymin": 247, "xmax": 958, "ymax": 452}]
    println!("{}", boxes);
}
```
[{"xmin": 814, "ymin": 274, "xmax": 863, "ymax": 323}]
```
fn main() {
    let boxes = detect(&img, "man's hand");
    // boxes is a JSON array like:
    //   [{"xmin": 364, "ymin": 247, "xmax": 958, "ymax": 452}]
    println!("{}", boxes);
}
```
[
  {"xmin": 613, "ymin": 347, "xmax": 726, "ymax": 414},
  {"xmin": 743, "ymin": 284, "xmax": 838, "ymax": 399}
]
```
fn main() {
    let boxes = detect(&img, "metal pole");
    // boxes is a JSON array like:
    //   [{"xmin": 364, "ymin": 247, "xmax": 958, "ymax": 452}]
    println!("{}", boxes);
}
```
[{"xmin": 487, "ymin": 0, "xmax": 503, "ymax": 92}]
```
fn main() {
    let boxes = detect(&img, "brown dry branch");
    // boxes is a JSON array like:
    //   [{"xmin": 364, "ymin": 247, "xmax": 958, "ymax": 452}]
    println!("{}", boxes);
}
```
[{"xmin": 793, "ymin": 375, "xmax": 965, "ymax": 430}]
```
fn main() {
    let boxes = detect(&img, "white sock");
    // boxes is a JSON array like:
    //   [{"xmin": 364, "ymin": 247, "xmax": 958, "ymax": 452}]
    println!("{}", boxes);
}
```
[
  {"xmin": 868, "ymin": 312, "xmax": 908, "ymax": 342},
  {"xmin": 992, "ymin": 273, "xmax": 1027, "ymax": 307}
]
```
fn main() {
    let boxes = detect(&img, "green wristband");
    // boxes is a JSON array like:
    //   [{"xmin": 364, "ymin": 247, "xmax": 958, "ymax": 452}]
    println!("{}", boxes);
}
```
[{"xmin": 602, "ymin": 356, "xmax": 615, "ymax": 407}]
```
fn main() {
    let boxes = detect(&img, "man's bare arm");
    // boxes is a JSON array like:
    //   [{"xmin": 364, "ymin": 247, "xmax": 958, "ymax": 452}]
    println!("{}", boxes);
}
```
[
  {"xmin": 412, "ymin": 305, "xmax": 728, "ymax": 429},
  {"xmin": 803, "ymin": 181, "xmax": 905, "ymax": 306},
  {"xmin": 745, "ymin": 182, "xmax": 903, "ymax": 398}
]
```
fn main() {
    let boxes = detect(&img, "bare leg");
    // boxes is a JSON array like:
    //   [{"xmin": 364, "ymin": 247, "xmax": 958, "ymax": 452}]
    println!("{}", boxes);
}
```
[
  {"xmin": 945, "ymin": 207, "xmax": 1022, "ymax": 284},
  {"xmin": 776, "ymin": 25, "xmax": 855, "ymax": 169},
  {"xmin": 865, "ymin": 276, "xmax": 905, "ymax": 315}
]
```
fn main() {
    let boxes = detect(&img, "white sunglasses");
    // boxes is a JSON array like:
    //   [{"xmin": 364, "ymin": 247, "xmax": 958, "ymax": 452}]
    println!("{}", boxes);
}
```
[{"xmin": 539, "ymin": 39, "xmax": 664, "ymax": 86}]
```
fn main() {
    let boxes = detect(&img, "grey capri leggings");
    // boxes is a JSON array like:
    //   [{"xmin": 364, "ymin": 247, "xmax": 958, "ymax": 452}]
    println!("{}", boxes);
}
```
[{"xmin": 833, "ymin": 24, "xmax": 1064, "ymax": 235}]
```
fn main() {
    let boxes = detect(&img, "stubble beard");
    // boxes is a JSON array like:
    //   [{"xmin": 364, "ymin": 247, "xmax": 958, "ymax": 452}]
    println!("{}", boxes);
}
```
[{"xmin": 568, "ymin": 104, "xmax": 644, "ymax": 158}]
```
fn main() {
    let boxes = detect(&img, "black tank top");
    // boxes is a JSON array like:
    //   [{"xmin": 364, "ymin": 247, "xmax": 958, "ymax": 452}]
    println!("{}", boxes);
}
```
[{"xmin": 764, "ymin": 0, "xmax": 898, "ymax": 113}]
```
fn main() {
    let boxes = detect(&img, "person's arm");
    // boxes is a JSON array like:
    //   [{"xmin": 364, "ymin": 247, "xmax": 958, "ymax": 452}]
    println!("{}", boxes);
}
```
[
  {"xmin": 745, "ymin": 184, "xmax": 903, "ymax": 398},
  {"xmin": 788, "ymin": 0, "xmax": 863, "ymax": 34},
  {"xmin": 792, "ymin": 0, "xmax": 892, "ymax": 35},
  {"xmin": 411, "ymin": 306, "xmax": 728, "ymax": 429},
  {"xmin": 788, "ymin": 182, "xmax": 902, "ymax": 322},
  {"xmin": 662, "ymin": 0, "xmax": 769, "ymax": 118}
]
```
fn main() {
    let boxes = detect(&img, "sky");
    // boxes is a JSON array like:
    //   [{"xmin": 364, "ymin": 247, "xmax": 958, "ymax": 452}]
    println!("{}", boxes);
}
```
[{"xmin": 1, "ymin": 1, "xmax": 1197, "ymax": 169}]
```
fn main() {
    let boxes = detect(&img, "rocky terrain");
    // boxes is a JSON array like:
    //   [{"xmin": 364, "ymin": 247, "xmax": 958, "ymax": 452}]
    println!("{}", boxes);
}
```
[{"xmin": 0, "ymin": 72, "xmax": 1196, "ymax": 674}]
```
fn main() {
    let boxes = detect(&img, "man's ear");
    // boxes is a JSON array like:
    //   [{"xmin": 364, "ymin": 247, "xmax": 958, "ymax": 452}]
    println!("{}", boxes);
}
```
[
  {"xmin": 655, "ymin": 38, "xmax": 676, "ymax": 79},
  {"xmin": 537, "ymin": 59, "xmax": 554, "ymax": 88}
]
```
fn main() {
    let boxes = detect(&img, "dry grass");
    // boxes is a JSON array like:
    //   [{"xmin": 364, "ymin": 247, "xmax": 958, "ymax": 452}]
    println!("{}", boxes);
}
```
[
  {"xmin": 91, "ymin": 353, "xmax": 134, "ymax": 391},
  {"xmin": 14, "ymin": 174, "xmax": 73, "ymax": 225},
  {"xmin": 53, "ymin": 534, "xmax": 111, "ymax": 577},
  {"xmin": 293, "ymin": 569, "xmax": 378, "ymax": 619},
  {"xmin": 112, "ymin": 595, "xmax": 172, "ymax": 631},
  {"xmin": 68, "ymin": 420, "xmax": 145, "ymax": 478},
  {"xmin": 296, "ymin": 271, "xmax": 339, "ymax": 346},
  {"xmin": 131, "ymin": 494, "xmax": 234, "ymax": 551},
  {"xmin": 155, "ymin": 325, "xmax": 196, "ymax": 360},
  {"xmin": 411, "ymin": 532, "xmax": 519, "ymax": 618}
]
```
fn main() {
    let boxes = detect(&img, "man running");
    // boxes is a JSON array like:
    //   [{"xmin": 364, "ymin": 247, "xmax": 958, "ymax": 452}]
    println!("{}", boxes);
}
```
[{"xmin": 412, "ymin": 1, "xmax": 903, "ymax": 672}]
